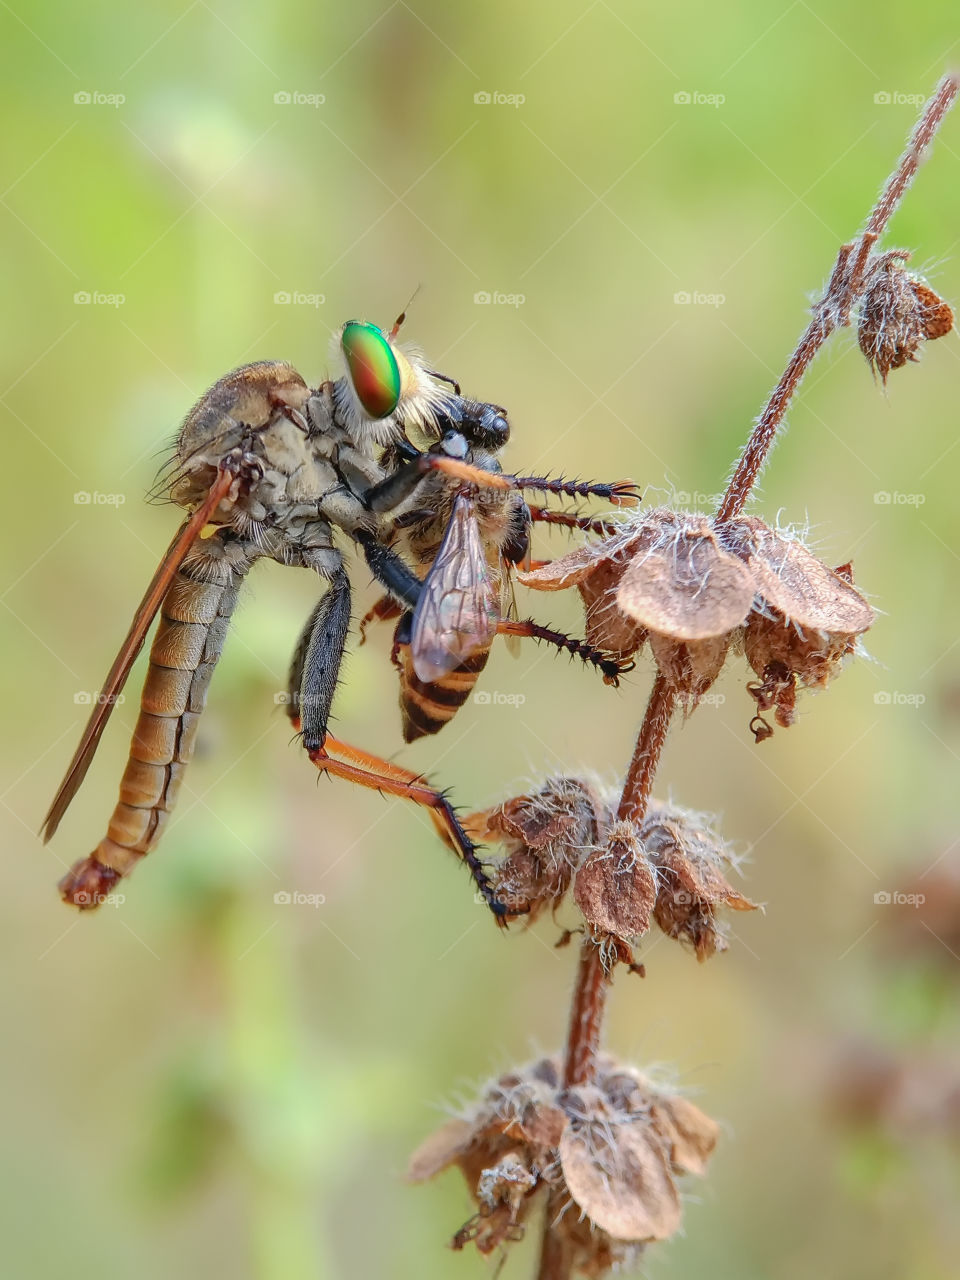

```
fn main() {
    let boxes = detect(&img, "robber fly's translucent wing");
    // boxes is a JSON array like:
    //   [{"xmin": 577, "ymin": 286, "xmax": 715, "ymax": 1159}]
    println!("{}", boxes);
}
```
[
  {"xmin": 40, "ymin": 466, "xmax": 235, "ymax": 842},
  {"xmin": 411, "ymin": 492, "xmax": 499, "ymax": 683}
]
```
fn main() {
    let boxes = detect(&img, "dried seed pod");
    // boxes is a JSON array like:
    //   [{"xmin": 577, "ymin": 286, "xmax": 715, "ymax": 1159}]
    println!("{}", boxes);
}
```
[
  {"xmin": 647, "ymin": 631, "xmax": 733, "ymax": 709},
  {"xmin": 469, "ymin": 777, "xmax": 606, "ymax": 920},
  {"xmin": 409, "ymin": 1054, "xmax": 719, "ymax": 1275},
  {"xmin": 641, "ymin": 805, "xmax": 757, "ymax": 961},
  {"xmin": 574, "ymin": 821, "xmax": 657, "ymax": 943},
  {"xmin": 857, "ymin": 252, "xmax": 954, "ymax": 383}
]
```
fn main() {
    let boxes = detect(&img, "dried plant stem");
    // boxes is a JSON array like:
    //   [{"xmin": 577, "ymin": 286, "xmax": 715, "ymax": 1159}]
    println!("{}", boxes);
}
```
[
  {"xmin": 562, "ymin": 938, "xmax": 612, "ymax": 1087},
  {"xmin": 716, "ymin": 72, "xmax": 958, "ymax": 524},
  {"xmin": 616, "ymin": 673, "xmax": 676, "ymax": 825},
  {"xmin": 538, "ymin": 676, "xmax": 676, "ymax": 1280},
  {"xmin": 536, "ymin": 1190, "xmax": 574, "ymax": 1280},
  {"xmin": 534, "ymin": 74, "xmax": 958, "ymax": 1279}
]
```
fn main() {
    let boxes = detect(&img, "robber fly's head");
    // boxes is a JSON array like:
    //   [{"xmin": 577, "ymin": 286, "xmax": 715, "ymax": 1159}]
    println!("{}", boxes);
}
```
[{"xmin": 331, "ymin": 319, "xmax": 451, "ymax": 448}]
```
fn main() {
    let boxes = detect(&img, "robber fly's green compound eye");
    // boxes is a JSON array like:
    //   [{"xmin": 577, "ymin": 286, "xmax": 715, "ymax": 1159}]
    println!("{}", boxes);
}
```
[{"xmin": 341, "ymin": 321, "xmax": 401, "ymax": 419}]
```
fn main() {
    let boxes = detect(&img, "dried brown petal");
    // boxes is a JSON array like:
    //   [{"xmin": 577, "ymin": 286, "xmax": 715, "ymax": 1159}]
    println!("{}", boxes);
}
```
[
  {"xmin": 914, "ymin": 280, "xmax": 954, "ymax": 338},
  {"xmin": 517, "ymin": 539, "xmax": 628, "ymax": 592},
  {"xmin": 650, "ymin": 1096, "xmax": 720, "ymax": 1176},
  {"xmin": 725, "ymin": 517, "xmax": 873, "ymax": 634},
  {"xmin": 574, "ymin": 824, "xmax": 657, "ymax": 941},
  {"xmin": 518, "ymin": 1102, "xmax": 568, "ymax": 1149},
  {"xmin": 559, "ymin": 1119, "xmax": 681, "ymax": 1241},
  {"xmin": 407, "ymin": 1118, "xmax": 476, "ymax": 1182},
  {"xmin": 578, "ymin": 555, "xmax": 648, "ymax": 660},
  {"xmin": 617, "ymin": 515, "xmax": 756, "ymax": 640}
]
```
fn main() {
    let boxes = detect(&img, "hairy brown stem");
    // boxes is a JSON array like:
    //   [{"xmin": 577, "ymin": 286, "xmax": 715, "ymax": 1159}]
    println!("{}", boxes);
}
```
[
  {"xmin": 716, "ymin": 72, "xmax": 958, "ymax": 524},
  {"xmin": 533, "ymin": 76, "xmax": 958, "ymax": 1279},
  {"xmin": 562, "ymin": 939, "xmax": 611, "ymax": 1088}
]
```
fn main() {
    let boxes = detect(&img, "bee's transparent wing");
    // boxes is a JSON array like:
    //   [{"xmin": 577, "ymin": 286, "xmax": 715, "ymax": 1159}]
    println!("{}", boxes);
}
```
[{"xmin": 410, "ymin": 492, "xmax": 499, "ymax": 683}]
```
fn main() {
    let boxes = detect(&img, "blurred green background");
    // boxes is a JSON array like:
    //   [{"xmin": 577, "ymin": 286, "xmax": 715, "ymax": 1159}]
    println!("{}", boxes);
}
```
[{"xmin": 2, "ymin": 2, "xmax": 959, "ymax": 1277}]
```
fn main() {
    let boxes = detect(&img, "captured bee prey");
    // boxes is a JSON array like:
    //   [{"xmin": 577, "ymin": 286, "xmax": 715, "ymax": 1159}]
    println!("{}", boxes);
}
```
[{"xmin": 42, "ymin": 316, "xmax": 639, "ymax": 921}]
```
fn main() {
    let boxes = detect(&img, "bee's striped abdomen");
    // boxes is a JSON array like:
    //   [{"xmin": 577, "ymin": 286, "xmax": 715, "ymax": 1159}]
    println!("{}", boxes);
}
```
[{"xmin": 398, "ymin": 644, "xmax": 491, "ymax": 742}]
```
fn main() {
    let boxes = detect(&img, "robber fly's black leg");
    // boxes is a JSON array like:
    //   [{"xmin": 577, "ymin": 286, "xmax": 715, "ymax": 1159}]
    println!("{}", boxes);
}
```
[
  {"xmin": 362, "ymin": 453, "xmax": 434, "ymax": 515},
  {"xmin": 353, "ymin": 528, "xmax": 423, "ymax": 610},
  {"xmin": 286, "ymin": 567, "xmax": 352, "ymax": 752}
]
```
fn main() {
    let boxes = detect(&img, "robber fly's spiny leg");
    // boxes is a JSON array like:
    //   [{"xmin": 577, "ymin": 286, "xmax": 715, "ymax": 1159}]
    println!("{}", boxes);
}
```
[
  {"xmin": 307, "ymin": 737, "xmax": 511, "ymax": 924},
  {"xmin": 495, "ymin": 618, "xmax": 633, "ymax": 685},
  {"xmin": 353, "ymin": 529, "xmax": 423, "ymax": 610},
  {"xmin": 289, "ymin": 572, "xmax": 510, "ymax": 924}
]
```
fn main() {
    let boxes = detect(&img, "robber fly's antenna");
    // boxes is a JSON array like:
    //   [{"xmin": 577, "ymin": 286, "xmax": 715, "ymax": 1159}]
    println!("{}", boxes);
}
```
[{"xmin": 389, "ymin": 284, "xmax": 423, "ymax": 339}]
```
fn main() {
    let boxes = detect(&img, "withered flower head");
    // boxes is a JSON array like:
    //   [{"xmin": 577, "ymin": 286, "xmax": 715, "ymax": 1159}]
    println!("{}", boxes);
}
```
[
  {"xmin": 408, "ymin": 1054, "xmax": 719, "ymax": 1276},
  {"xmin": 857, "ymin": 251, "xmax": 953, "ymax": 384},
  {"xmin": 520, "ymin": 509, "xmax": 873, "ymax": 732},
  {"xmin": 472, "ymin": 781, "xmax": 756, "ymax": 954}
]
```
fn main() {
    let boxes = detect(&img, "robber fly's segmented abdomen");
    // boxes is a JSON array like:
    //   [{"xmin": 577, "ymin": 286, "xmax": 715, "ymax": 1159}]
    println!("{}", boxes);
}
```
[{"xmin": 58, "ymin": 542, "xmax": 250, "ymax": 908}]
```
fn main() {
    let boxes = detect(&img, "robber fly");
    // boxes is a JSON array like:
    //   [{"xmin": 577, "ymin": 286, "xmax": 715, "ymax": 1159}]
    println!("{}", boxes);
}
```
[
  {"xmin": 360, "ymin": 399, "xmax": 637, "ymax": 741},
  {"xmin": 42, "ymin": 316, "xmax": 634, "ymax": 922}
]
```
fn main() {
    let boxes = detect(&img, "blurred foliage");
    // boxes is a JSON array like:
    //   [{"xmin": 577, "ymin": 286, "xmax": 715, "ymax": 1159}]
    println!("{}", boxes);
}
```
[{"xmin": 2, "ymin": 1, "xmax": 959, "ymax": 1277}]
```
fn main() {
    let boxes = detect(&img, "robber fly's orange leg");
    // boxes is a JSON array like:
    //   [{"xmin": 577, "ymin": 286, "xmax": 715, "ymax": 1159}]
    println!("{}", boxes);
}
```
[{"xmin": 304, "ymin": 732, "xmax": 516, "ymax": 924}]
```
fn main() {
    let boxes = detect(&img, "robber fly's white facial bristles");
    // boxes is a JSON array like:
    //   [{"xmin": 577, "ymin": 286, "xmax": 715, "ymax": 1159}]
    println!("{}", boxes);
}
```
[
  {"xmin": 392, "ymin": 340, "xmax": 454, "ymax": 448},
  {"xmin": 329, "ymin": 323, "xmax": 451, "ymax": 451}
]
